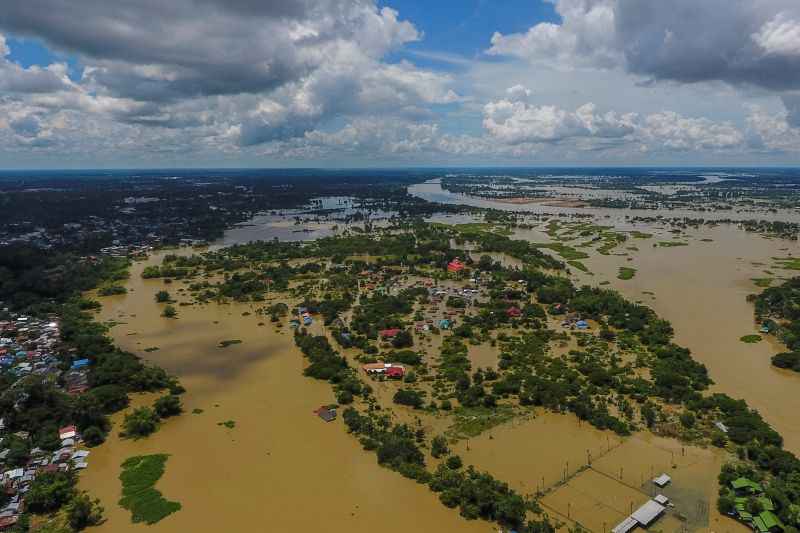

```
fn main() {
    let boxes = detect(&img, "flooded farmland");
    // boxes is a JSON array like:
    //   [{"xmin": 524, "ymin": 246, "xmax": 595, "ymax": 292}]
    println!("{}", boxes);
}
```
[
  {"xmin": 571, "ymin": 224, "xmax": 800, "ymax": 454},
  {"xmin": 412, "ymin": 181, "xmax": 800, "ymax": 455},
  {"xmin": 78, "ymin": 201, "xmax": 793, "ymax": 533},
  {"xmin": 79, "ymin": 253, "xmax": 492, "ymax": 533}
]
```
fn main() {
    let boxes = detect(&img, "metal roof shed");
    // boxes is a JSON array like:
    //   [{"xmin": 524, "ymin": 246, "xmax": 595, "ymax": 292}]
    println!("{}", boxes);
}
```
[
  {"xmin": 654, "ymin": 494, "xmax": 669, "ymax": 505},
  {"xmin": 612, "ymin": 516, "xmax": 638, "ymax": 533},
  {"xmin": 652, "ymin": 473, "xmax": 671, "ymax": 487},
  {"xmin": 631, "ymin": 500, "xmax": 665, "ymax": 526}
]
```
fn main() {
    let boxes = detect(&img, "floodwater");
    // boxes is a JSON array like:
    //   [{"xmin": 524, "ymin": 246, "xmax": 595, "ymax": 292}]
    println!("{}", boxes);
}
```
[
  {"xmin": 79, "ymin": 253, "xmax": 492, "ymax": 533},
  {"xmin": 78, "ymin": 198, "xmax": 799, "ymax": 533},
  {"xmin": 409, "ymin": 179, "xmax": 800, "ymax": 223},
  {"xmin": 570, "ymin": 224, "xmax": 800, "ymax": 454},
  {"xmin": 453, "ymin": 412, "xmax": 744, "ymax": 533},
  {"xmin": 410, "ymin": 181, "xmax": 800, "ymax": 454}
]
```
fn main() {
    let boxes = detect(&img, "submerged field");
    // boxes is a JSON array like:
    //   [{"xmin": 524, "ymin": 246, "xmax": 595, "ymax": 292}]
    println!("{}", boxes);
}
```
[
  {"xmin": 79, "ymin": 253, "xmax": 492, "ymax": 533},
  {"xmin": 78, "ymin": 207, "xmax": 800, "ymax": 533}
]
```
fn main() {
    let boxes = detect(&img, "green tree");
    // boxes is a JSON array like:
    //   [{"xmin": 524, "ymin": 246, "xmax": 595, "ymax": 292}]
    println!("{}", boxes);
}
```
[
  {"xmin": 82, "ymin": 426, "xmax": 106, "ymax": 447},
  {"xmin": 66, "ymin": 492, "xmax": 104, "ymax": 530},
  {"xmin": 446, "ymin": 455, "xmax": 463, "ymax": 470},
  {"xmin": 153, "ymin": 395, "xmax": 182, "ymax": 418},
  {"xmin": 121, "ymin": 407, "xmax": 160, "ymax": 439},
  {"xmin": 680, "ymin": 411, "xmax": 696, "ymax": 429},
  {"xmin": 391, "ymin": 330, "xmax": 414, "ymax": 349},
  {"xmin": 155, "ymin": 290, "xmax": 171, "ymax": 303},
  {"xmin": 393, "ymin": 389, "xmax": 424, "ymax": 409},
  {"xmin": 25, "ymin": 472, "xmax": 77, "ymax": 513},
  {"xmin": 431, "ymin": 435, "xmax": 449, "ymax": 458}
]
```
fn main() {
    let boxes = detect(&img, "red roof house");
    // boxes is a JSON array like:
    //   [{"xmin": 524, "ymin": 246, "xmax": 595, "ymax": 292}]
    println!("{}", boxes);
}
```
[
  {"xmin": 0, "ymin": 516, "xmax": 18, "ymax": 530},
  {"xmin": 59, "ymin": 425, "xmax": 77, "ymax": 440},
  {"xmin": 506, "ymin": 306, "xmax": 522, "ymax": 318},
  {"xmin": 386, "ymin": 366, "xmax": 405, "ymax": 379},
  {"xmin": 379, "ymin": 328, "xmax": 401, "ymax": 339},
  {"xmin": 447, "ymin": 258, "xmax": 465, "ymax": 273}
]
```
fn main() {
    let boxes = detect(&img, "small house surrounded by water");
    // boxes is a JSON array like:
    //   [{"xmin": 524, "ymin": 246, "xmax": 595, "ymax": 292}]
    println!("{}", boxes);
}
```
[{"xmin": 314, "ymin": 406, "xmax": 336, "ymax": 422}]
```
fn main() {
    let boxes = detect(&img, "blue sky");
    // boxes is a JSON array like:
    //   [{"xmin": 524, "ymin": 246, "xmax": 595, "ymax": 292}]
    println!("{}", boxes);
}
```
[
  {"xmin": 381, "ymin": 0, "xmax": 559, "ymax": 60},
  {"xmin": 1, "ymin": 0, "xmax": 800, "ymax": 168}
]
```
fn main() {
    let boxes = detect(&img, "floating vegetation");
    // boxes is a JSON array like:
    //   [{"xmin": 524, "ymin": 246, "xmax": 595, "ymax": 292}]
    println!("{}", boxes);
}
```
[
  {"xmin": 772, "ymin": 257, "xmax": 800, "ymax": 271},
  {"xmin": 751, "ymin": 278, "xmax": 773, "ymax": 288},
  {"xmin": 567, "ymin": 260, "xmax": 590, "ymax": 273},
  {"xmin": 658, "ymin": 241, "xmax": 689, "ymax": 247},
  {"xmin": 533, "ymin": 242, "xmax": 589, "ymax": 261},
  {"xmin": 218, "ymin": 420, "xmax": 236, "ymax": 429},
  {"xmin": 143, "ymin": 346, "xmax": 160, "ymax": 352},
  {"xmin": 617, "ymin": 267, "xmax": 637, "ymax": 281},
  {"xmin": 119, "ymin": 454, "xmax": 181, "ymax": 525},
  {"xmin": 740, "ymin": 335, "xmax": 763, "ymax": 344}
]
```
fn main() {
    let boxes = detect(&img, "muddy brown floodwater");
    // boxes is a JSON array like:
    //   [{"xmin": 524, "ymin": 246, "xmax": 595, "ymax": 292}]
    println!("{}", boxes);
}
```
[
  {"xmin": 79, "ymin": 252, "xmax": 492, "ymax": 533},
  {"xmin": 413, "ymin": 180, "xmax": 800, "ymax": 453},
  {"xmin": 78, "ymin": 211, "xmax": 795, "ymax": 533},
  {"xmin": 566, "ymin": 224, "xmax": 800, "ymax": 454}
]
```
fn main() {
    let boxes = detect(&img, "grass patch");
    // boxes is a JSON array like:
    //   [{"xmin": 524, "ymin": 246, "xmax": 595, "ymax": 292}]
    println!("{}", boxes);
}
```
[
  {"xmin": 119, "ymin": 454, "xmax": 181, "ymax": 525},
  {"xmin": 629, "ymin": 231, "xmax": 653, "ymax": 239},
  {"xmin": 773, "ymin": 257, "xmax": 800, "ymax": 271},
  {"xmin": 446, "ymin": 405, "xmax": 519, "ymax": 440},
  {"xmin": 658, "ymin": 241, "xmax": 689, "ymax": 247},
  {"xmin": 751, "ymin": 278, "xmax": 773, "ymax": 288},
  {"xmin": 534, "ymin": 243, "xmax": 589, "ymax": 261},
  {"xmin": 740, "ymin": 335, "xmax": 763, "ymax": 344},
  {"xmin": 217, "ymin": 339, "xmax": 242, "ymax": 348},
  {"xmin": 617, "ymin": 267, "xmax": 637, "ymax": 280},
  {"xmin": 567, "ymin": 260, "xmax": 591, "ymax": 273}
]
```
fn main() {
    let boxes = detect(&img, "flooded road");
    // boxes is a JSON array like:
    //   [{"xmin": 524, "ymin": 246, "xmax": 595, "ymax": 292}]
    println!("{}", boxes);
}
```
[{"xmin": 80, "ymin": 253, "xmax": 492, "ymax": 533}]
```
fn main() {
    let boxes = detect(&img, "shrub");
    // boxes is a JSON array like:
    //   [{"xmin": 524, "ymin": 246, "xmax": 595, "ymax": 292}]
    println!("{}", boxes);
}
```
[
  {"xmin": 121, "ymin": 407, "xmax": 160, "ymax": 439},
  {"xmin": 153, "ymin": 395, "xmax": 182, "ymax": 418},
  {"xmin": 393, "ymin": 389, "xmax": 424, "ymax": 409},
  {"xmin": 431, "ymin": 435, "xmax": 449, "ymax": 458}
]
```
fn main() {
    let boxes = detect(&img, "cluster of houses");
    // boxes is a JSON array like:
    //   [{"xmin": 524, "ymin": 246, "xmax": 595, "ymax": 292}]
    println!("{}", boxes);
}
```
[
  {"xmin": 728, "ymin": 477, "xmax": 784, "ymax": 533},
  {"xmin": 289, "ymin": 307, "xmax": 313, "ymax": 328},
  {"xmin": 560, "ymin": 313, "xmax": 590, "ymax": 330},
  {"xmin": 0, "ymin": 425, "xmax": 89, "ymax": 530},
  {"xmin": 0, "ymin": 313, "xmax": 91, "ymax": 396},
  {"xmin": 0, "ymin": 315, "xmax": 63, "ymax": 383},
  {"xmin": 361, "ymin": 362, "xmax": 406, "ymax": 379},
  {"xmin": 0, "ymin": 213, "xmax": 164, "ymax": 251}
]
